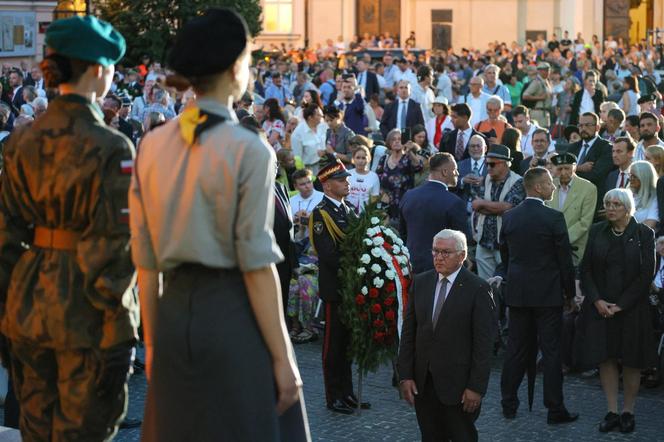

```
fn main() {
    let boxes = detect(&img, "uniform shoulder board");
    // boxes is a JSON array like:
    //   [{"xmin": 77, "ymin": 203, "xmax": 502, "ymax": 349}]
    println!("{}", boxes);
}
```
[{"xmin": 315, "ymin": 201, "xmax": 326, "ymax": 209}]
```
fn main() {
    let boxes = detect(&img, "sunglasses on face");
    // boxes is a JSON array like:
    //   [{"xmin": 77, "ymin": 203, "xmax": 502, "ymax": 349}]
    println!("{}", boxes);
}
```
[{"xmin": 486, "ymin": 161, "xmax": 504, "ymax": 168}]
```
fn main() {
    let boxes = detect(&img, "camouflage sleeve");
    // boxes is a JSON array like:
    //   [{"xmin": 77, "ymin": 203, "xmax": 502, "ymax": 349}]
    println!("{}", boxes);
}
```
[
  {"xmin": 0, "ymin": 146, "xmax": 32, "ymax": 315},
  {"xmin": 77, "ymin": 135, "xmax": 138, "ymax": 348}
]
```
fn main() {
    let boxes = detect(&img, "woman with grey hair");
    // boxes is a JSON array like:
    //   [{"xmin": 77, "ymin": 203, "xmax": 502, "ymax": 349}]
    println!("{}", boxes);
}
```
[
  {"xmin": 628, "ymin": 160, "xmax": 659, "ymax": 230},
  {"xmin": 376, "ymin": 128, "xmax": 423, "ymax": 228},
  {"xmin": 577, "ymin": 188, "xmax": 656, "ymax": 434},
  {"xmin": 475, "ymin": 95, "xmax": 510, "ymax": 144}
]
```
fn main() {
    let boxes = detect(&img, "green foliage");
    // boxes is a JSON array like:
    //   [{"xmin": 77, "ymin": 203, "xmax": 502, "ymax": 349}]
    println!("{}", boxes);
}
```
[
  {"xmin": 339, "ymin": 201, "xmax": 411, "ymax": 375},
  {"xmin": 97, "ymin": 0, "xmax": 262, "ymax": 65}
]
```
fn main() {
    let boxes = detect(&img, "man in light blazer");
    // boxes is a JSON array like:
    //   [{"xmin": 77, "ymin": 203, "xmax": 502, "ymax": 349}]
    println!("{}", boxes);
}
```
[
  {"xmin": 398, "ymin": 229, "xmax": 495, "ymax": 441},
  {"xmin": 546, "ymin": 152, "xmax": 597, "ymax": 266}
]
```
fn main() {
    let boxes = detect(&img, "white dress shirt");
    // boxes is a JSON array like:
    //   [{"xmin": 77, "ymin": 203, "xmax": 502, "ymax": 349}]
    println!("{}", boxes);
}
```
[
  {"xmin": 557, "ymin": 177, "xmax": 574, "ymax": 208},
  {"xmin": 577, "ymin": 135, "xmax": 599, "ymax": 163},
  {"xmin": 432, "ymin": 266, "xmax": 462, "ymax": 321},
  {"xmin": 579, "ymin": 89, "xmax": 595, "ymax": 114}
]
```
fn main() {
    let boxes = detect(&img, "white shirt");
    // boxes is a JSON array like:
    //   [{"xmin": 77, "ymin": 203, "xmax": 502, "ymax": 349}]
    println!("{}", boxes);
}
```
[
  {"xmin": 462, "ymin": 92, "xmax": 490, "ymax": 127},
  {"xmin": 289, "ymin": 190, "xmax": 324, "ymax": 217},
  {"xmin": 557, "ymin": 177, "xmax": 573, "ymax": 208},
  {"xmin": 437, "ymin": 73, "xmax": 454, "ymax": 102},
  {"xmin": 615, "ymin": 169, "xmax": 630, "ymax": 188},
  {"xmin": 526, "ymin": 196, "xmax": 545, "ymax": 205},
  {"xmin": 520, "ymin": 123, "xmax": 552, "ymax": 158},
  {"xmin": 347, "ymin": 169, "xmax": 380, "ymax": 213},
  {"xmin": 654, "ymin": 258, "xmax": 664, "ymax": 289},
  {"xmin": 635, "ymin": 139, "xmax": 664, "ymax": 162},
  {"xmin": 579, "ymin": 89, "xmax": 595, "ymax": 115},
  {"xmin": 290, "ymin": 121, "xmax": 327, "ymax": 166},
  {"xmin": 393, "ymin": 68, "xmax": 418, "ymax": 87},
  {"xmin": 395, "ymin": 99, "xmax": 410, "ymax": 130},
  {"xmin": 411, "ymin": 83, "xmax": 436, "ymax": 121},
  {"xmin": 358, "ymin": 70, "xmax": 368, "ymax": 91},
  {"xmin": 432, "ymin": 266, "xmax": 462, "ymax": 321},
  {"xmin": 577, "ymin": 136, "xmax": 599, "ymax": 164},
  {"xmin": 634, "ymin": 195, "xmax": 659, "ymax": 225}
]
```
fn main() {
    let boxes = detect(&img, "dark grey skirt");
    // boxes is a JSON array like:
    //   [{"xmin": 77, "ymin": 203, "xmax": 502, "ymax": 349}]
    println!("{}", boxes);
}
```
[{"xmin": 141, "ymin": 264, "xmax": 310, "ymax": 442}]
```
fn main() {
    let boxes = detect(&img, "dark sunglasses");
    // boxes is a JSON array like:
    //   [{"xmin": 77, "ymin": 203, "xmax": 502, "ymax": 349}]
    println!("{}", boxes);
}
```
[{"xmin": 486, "ymin": 161, "xmax": 503, "ymax": 168}]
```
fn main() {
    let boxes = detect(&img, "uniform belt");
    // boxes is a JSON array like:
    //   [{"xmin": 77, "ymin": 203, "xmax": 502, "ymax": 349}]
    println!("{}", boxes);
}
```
[{"xmin": 33, "ymin": 227, "xmax": 81, "ymax": 251}]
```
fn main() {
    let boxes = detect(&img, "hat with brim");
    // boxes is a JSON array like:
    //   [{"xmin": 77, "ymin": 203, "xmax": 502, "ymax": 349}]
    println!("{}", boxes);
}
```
[
  {"xmin": 318, "ymin": 158, "xmax": 351, "ymax": 183},
  {"xmin": 45, "ymin": 16, "xmax": 125, "ymax": 66},
  {"xmin": 537, "ymin": 62, "xmax": 551, "ymax": 70},
  {"xmin": 551, "ymin": 152, "xmax": 577, "ymax": 166},
  {"xmin": 486, "ymin": 144, "xmax": 513, "ymax": 161},
  {"xmin": 432, "ymin": 95, "xmax": 448, "ymax": 106}
]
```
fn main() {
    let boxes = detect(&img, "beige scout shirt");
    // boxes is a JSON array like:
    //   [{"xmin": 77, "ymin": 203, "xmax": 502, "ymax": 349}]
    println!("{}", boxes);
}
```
[{"xmin": 129, "ymin": 99, "xmax": 284, "ymax": 272}]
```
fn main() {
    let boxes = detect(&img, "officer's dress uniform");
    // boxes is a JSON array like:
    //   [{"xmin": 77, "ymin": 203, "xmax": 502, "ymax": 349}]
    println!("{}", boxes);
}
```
[{"xmin": 310, "ymin": 187, "xmax": 355, "ymax": 409}]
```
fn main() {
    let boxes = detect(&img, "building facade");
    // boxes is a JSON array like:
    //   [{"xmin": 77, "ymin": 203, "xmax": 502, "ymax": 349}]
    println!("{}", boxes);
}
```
[
  {"xmin": 257, "ymin": 0, "xmax": 664, "ymax": 50},
  {"xmin": 0, "ymin": 0, "xmax": 58, "ymax": 64}
]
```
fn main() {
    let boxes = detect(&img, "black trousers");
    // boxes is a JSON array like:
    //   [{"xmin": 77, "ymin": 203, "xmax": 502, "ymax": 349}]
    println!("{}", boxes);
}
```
[
  {"xmin": 414, "ymin": 373, "xmax": 479, "ymax": 442},
  {"xmin": 501, "ymin": 306, "xmax": 564, "ymax": 413},
  {"xmin": 322, "ymin": 301, "xmax": 353, "ymax": 404}
]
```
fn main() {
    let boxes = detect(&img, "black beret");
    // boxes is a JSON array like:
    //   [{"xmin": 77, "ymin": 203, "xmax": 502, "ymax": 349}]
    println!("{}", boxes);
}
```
[
  {"xmin": 551, "ymin": 152, "xmax": 577, "ymax": 165},
  {"xmin": 168, "ymin": 8, "xmax": 249, "ymax": 78}
]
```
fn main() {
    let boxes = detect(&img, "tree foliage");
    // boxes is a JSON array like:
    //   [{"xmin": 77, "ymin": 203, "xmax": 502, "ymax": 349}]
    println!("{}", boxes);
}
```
[{"xmin": 97, "ymin": 0, "xmax": 262, "ymax": 65}]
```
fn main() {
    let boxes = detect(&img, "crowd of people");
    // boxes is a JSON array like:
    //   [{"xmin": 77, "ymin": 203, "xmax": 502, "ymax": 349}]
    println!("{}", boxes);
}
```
[{"xmin": 1, "ymin": 12, "xmax": 664, "ymax": 440}]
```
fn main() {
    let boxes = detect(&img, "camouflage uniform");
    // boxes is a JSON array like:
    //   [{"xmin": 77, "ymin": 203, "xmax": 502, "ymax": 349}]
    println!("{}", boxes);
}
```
[{"xmin": 0, "ymin": 93, "xmax": 139, "ymax": 441}]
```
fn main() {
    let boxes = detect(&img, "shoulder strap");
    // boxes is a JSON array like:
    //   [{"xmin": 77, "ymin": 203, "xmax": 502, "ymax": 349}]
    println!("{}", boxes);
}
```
[{"xmin": 308, "ymin": 208, "xmax": 346, "ymax": 255}]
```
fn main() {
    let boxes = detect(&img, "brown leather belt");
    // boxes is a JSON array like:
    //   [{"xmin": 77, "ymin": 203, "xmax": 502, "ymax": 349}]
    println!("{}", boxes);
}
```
[{"xmin": 33, "ymin": 227, "xmax": 81, "ymax": 251}]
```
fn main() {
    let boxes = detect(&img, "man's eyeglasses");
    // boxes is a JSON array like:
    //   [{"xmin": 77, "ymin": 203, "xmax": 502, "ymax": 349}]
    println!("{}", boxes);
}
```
[
  {"xmin": 468, "ymin": 143, "xmax": 483, "ymax": 148},
  {"xmin": 432, "ymin": 248, "xmax": 462, "ymax": 258}
]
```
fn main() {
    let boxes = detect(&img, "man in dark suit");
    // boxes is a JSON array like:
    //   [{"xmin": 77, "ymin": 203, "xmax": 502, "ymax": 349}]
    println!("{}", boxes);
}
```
[
  {"xmin": 6, "ymin": 70, "xmax": 25, "ymax": 116},
  {"xmin": 355, "ymin": 59, "xmax": 379, "ymax": 100},
  {"xmin": 400, "ymin": 153, "xmax": 468, "ymax": 274},
  {"xmin": 273, "ymin": 180, "xmax": 295, "ymax": 320},
  {"xmin": 380, "ymin": 80, "xmax": 424, "ymax": 140},
  {"xmin": 334, "ymin": 76, "xmax": 367, "ymax": 136},
  {"xmin": 398, "ymin": 229, "xmax": 495, "ymax": 441},
  {"xmin": 310, "ymin": 158, "xmax": 368, "ymax": 414},
  {"xmin": 439, "ymin": 103, "xmax": 483, "ymax": 161},
  {"xmin": 569, "ymin": 71, "xmax": 605, "ymax": 126},
  {"xmin": 499, "ymin": 167, "xmax": 578, "ymax": 424},
  {"xmin": 604, "ymin": 136, "xmax": 634, "ymax": 196},
  {"xmin": 565, "ymin": 112, "xmax": 614, "ymax": 207}
]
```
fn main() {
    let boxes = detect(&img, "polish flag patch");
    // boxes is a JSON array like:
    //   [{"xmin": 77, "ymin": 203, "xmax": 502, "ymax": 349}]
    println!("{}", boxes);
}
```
[
  {"xmin": 119, "ymin": 208, "xmax": 130, "ymax": 224},
  {"xmin": 120, "ymin": 160, "xmax": 134, "ymax": 175}
]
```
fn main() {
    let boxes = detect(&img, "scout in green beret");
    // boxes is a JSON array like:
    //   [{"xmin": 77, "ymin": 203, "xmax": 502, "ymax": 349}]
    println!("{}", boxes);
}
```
[{"xmin": 0, "ymin": 14, "xmax": 139, "ymax": 441}]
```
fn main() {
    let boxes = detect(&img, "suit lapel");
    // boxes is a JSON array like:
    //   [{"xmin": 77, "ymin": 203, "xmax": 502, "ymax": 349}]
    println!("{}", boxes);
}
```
[
  {"xmin": 433, "ymin": 268, "xmax": 466, "ymax": 334},
  {"xmin": 561, "ymin": 182, "xmax": 580, "ymax": 211},
  {"xmin": 422, "ymin": 272, "xmax": 438, "ymax": 331}
]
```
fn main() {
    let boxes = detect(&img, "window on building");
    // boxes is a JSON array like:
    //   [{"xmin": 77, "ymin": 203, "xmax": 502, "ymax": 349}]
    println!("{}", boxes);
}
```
[{"xmin": 264, "ymin": 0, "xmax": 293, "ymax": 34}]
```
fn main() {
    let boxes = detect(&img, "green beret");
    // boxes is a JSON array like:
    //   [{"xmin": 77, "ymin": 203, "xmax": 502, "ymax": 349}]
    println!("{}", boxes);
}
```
[{"xmin": 46, "ymin": 16, "xmax": 126, "ymax": 66}]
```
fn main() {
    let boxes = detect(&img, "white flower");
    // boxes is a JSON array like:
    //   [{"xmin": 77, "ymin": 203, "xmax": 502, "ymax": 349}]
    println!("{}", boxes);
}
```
[
  {"xmin": 361, "ymin": 286, "xmax": 368, "ymax": 295},
  {"xmin": 372, "ymin": 237, "xmax": 385, "ymax": 246},
  {"xmin": 395, "ymin": 237, "xmax": 404, "ymax": 246},
  {"xmin": 363, "ymin": 238, "xmax": 373, "ymax": 246},
  {"xmin": 402, "ymin": 267, "xmax": 410, "ymax": 276},
  {"xmin": 357, "ymin": 267, "xmax": 367, "ymax": 275},
  {"xmin": 371, "ymin": 216, "xmax": 380, "ymax": 225},
  {"xmin": 373, "ymin": 277, "xmax": 385, "ymax": 288},
  {"xmin": 371, "ymin": 248, "xmax": 382, "ymax": 258},
  {"xmin": 360, "ymin": 254, "xmax": 371, "ymax": 264},
  {"xmin": 371, "ymin": 263, "xmax": 381, "ymax": 273},
  {"xmin": 393, "ymin": 245, "xmax": 401, "ymax": 254},
  {"xmin": 385, "ymin": 270, "xmax": 396, "ymax": 280}
]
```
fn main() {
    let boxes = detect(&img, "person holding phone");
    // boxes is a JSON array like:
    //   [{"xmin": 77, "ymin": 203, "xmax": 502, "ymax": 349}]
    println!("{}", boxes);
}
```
[{"xmin": 376, "ymin": 128, "xmax": 424, "ymax": 229}]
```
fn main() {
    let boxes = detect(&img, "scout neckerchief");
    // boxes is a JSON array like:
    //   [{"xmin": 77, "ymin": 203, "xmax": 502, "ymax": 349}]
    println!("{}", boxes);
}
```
[{"xmin": 179, "ymin": 106, "xmax": 227, "ymax": 145}]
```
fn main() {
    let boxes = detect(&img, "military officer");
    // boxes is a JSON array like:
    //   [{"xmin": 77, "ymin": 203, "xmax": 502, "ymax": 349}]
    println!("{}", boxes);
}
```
[
  {"xmin": 310, "ymin": 156, "xmax": 370, "ymax": 414},
  {"xmin": 0, "ymin": 16, "xmax": 138, "ymax": 441}
]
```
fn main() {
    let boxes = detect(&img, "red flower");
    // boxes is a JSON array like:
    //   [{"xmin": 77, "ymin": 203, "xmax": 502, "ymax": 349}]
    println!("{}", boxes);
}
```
[
  {"xmin": 373, "ymin": 331, "xmax": 385, "ymax": 343},
  {"xmin": 384, "ymin": 296, "xmax": 395, "ymax": 307},
  {"xmin": 371, "ymin": 303, "xmax": 382, "ymax": 314},
  {"xmin": 373, "ymin": 319, "xmax": 384, "ymax": 329},
  {"xmin": 385, "ymin": 310, "xmax": 396, "ymax": 322},
  {"xmin": 386, "ymin": 282, "xmax": 396, "ymax": 292},
  {"xmin": 355, "ymin": 295, "xmax": 366, "ymax": 305},
  {"xmin": 369, "ymin": 288, "xmax": 380, "ymax": 298}
]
